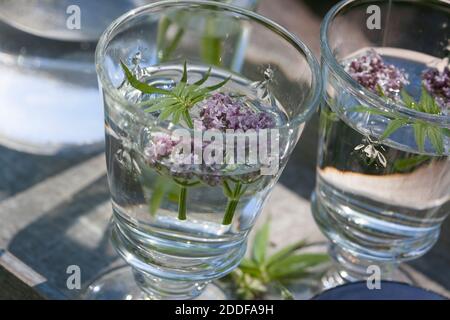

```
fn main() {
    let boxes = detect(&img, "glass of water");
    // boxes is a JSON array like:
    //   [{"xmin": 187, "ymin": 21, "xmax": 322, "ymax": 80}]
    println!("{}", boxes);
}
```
[
  {"xmin": 313, "ymin": 0, "xmax": 449, "ymax": 287},
  {"xmin": 87, "ymin": 0, "xmax": 321, "ymax": 299}
]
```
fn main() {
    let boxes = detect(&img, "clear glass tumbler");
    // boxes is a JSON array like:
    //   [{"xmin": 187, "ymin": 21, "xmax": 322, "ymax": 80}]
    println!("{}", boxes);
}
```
[
  {"xmin": 88, "ymin": 0, "xmax": 321, "ymax": 299},
  {"xmin": 312, "ymin": 0, "xmax": 450, "ymax": 287}
]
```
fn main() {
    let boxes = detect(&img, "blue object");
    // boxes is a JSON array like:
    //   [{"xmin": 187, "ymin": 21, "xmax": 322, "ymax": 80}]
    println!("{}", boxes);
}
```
[{"xmin": 312, "ymin": 281, "xmax": 447, "ymax": 300}]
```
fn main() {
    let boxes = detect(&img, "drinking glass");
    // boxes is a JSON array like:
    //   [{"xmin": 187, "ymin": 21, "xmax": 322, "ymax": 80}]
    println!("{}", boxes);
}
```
[
  {"xmin": 0, "ymin": 0, "xmax": 260, "ymax": 155},
  {"xmin": 312, "ymin": 0, "xmax": 450, "ymax": 287},
  {"xmin": 0, "ymin": 0, "xmax": 151, "ymax": 154},
  {"xmin": 87, "ymin": 0, "xmax": 321, "ymax": 299}
]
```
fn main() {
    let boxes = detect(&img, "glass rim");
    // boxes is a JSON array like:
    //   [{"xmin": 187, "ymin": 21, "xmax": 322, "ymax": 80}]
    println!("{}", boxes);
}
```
[
  {"xmin": 95, "ymin": 0, "xmax": 322, "ymax": 131},
  {"xmin": 320, "ymin": 0, "xmax": 450, "ymax": 127}
]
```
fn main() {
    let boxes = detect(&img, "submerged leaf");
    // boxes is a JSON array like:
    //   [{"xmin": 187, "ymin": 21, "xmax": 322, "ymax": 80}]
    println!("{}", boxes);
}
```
[
  {"xmin": 427, "ymin": 126, "xmax": 444, "ymax": 155},
  {"xmin": 148, "ymin": 174, "xmax": 176, "ymax": 215},
  {"xmin": 413, "ymin": 122, "xmax": 427, "ymax": 152},
  {"xmin": 443, "ymin": 128, "xmax": 450, "ymax": 137},
  {"xmin": 380, "ymin": 118, "xmax": 409, "ymax": 140},
  {"xmin": 354, "ymin": 87, "xmax": 447, "ymax": 155},
  {"xmin": 394, "ymin": 155, "xmax": 431, "ymax": 172},
  {"xmin": 351, "ymin": 105, "xmax": 394, "ymax": 118}
]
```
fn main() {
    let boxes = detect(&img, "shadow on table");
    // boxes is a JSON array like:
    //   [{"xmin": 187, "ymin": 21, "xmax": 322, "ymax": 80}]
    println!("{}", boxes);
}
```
[
  {"xmin": 6, "ymin": 173, "xmax": 118, "ymax": 298},
  {"xmin": 0, "ymin": 144, "xmax": 102, "ymax": 202}
]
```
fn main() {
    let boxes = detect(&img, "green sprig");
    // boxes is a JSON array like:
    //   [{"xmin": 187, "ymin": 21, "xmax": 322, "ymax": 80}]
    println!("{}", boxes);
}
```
[
  {"xmin": 354, "ymin": 87, "xmax": 448, "ymax": 155},
  {"xmin": 121, "ymin": 60, "xmax": 231, "ymax": 129},
  {"xmin": 225, "ymin": 221, "xmax": 329, "ymax": 300}
]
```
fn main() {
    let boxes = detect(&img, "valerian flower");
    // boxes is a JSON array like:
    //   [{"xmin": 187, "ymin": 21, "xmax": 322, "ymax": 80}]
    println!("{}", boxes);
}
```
[
  {"xmin": 144, "ymin": 133, "xmax": 179, "ymax": 164},
  {"xmin": 422, "ymin": 66, "xmax": 450, "ymax": 111},
  {"xmin": 345, "ymin": 50, "xmax": 409, "ymax": 98},
  {"xmin": 200, "ymin": 93, "xmax": 275, "ymax": 131}
]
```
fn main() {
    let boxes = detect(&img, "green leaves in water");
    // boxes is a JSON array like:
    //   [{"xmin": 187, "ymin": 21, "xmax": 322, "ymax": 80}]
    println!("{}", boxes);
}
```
[
  {"xmin": 140, "ymin": 168, "xmax": 180, "ymax": 216},
  {"xmin": 393, "ymin": 154, "xmax": 431, "ymax": 173},
  {"xmin": 353, "ymin": 87, "xmax": 449, "ymax": 155},
  {"xmin": 121, "ymin": 60, "xmax": 230, "ymax": 128},
  {"xmin": 226, "ymin": 220, "xmax": 329, "ymax": 300}
]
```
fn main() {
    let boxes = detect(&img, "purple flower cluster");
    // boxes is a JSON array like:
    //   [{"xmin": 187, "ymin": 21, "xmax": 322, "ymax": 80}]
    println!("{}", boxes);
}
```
[
  {"xmin": 345, "ymin": 50, "xmax": 409, "ymax": 97},
  {"xmin": 143, "ymin": 93, "xmax": 276, "ymax": 186},
  {"xmin": 144, "ymin": 133, "xmax": 178, "ymax": 164},
  {"xmin": 200, "ymin": 93, "xmax": 275, "ymax": 131},
  {"xmin": 422, "ymin": 66, "xmax": 450, "ymax": 110}
]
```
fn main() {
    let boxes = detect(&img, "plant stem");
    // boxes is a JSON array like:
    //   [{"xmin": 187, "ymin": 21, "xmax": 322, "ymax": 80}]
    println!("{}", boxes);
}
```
[
  {"xmin": 183, "ymin": 110, "xmax": 194, "ymax": 129},
  {"xmin": 222, "ymin": 181, "xmax": 243, "ymax": 225},
  {"xmin": 223, "ymin": 199, "xmax": 239, "ymax": 225},
  {"xmin": 178, "ymin": 186, "xmax": 187, "ymax": 220}
]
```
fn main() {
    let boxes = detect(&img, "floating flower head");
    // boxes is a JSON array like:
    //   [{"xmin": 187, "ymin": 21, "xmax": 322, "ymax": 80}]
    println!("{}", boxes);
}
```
[
  {"xmin": 144, "ymin": 133, "xmax": 178, "ymax": 164},
  {"xmin": 422, "ymin": 66, "xmax": 450, "ymax": 111},
  {"xmin": 345, "ymin": 50, "xmax": 409, "ymax": 97},
  {"xmin": 200, "ymin": 93, "xmax": 275, "ymax": 131}
]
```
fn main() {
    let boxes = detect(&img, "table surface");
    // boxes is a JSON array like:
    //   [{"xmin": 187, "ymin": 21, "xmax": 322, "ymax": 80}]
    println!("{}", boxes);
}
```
[{"xmin": 0, "ymin": 0, "xmax": 449, "ymax": 299}]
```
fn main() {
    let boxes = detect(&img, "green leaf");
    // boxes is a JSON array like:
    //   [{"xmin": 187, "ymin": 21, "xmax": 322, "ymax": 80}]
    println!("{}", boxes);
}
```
[
  {"xmin": 120, "ymin": 61, "xmax": 171, "ymax": 95},
  {"xmin": 275, "ymin": 283, "xmax": 295, "ymax": 300},
  {"xmin": 238, "ymin": 259, "xmax": 262, "ymax": 278},
  {"xmin": 413, "ymin": 122, "xmax": 427, "ymax": 152},
  {"xmin": 400, "ymin": 89, "xmax": 415, "ymax": 109},
  {"xmin": 351, "ymin": 105, "xmax": 394, "ymax": 118},
  {"xmin": 427, "ymin": 126, "xmax": 444, "ymax": 155},
  {"xmin": 267, "ymin": 253, "xmax": 329, "ymax": 280},
  {"xmin": 380, "ymin": 118, "xmax": 409, "ymax": 140},
  {"xmin": 266, "ymin": 240, "xmax": 307, "ymax": 268},
  {"xmin": 149, "ymin": 175, "xmax": 173, "ymax": 216},
  {"xmin": 172, "ymin": 109, "xmax": 182, "ymax": 124},
  {"xmin": 159, "ymin": 103, "xmax": 181, "ymax": 120},
  {"xmin": 172, "ymin": 81, "xmax": 187, "ymax": 97},
  {"xmin": 143, "ymin": 97, "xmax": 178, "ymax": 113},
  {"xmin": 375, "ymin": 84, "xmax": 386, "ymax": 97},
  {"xmin": 190, "ymin": 76, "xmax": 231, "ymax": 101},
  {"xmin": 180, "ymin": 60, "xmax": 188, "ymax": 83},
  {"xmin": 205, "ymin": 76, "xmax": 231, "ymax": 92},
  {"xmin": 222, "ymin": 179, "xmax": 233, "ymax": 198},
  {"xmin": 163, "ymin": 28, "xmax": 184, "ymax": 62},
  {"xmin": 167, "ymin": 186, "xmax": 181, "ymax": 203},
  {"xmin": 201, "ymin": 35, "xmax": 222, "ymax": 66},
  {"xmin": 156, "ymin": 16, "xmax": 172, "ymax": 60},
  {"xmin": 354, "ymin": 86, "xmax": 446, "ymax": 156},
  {"xmin": 182, "ymin": 110, "xmax": 194, "ymax": 128},
  {"xmin": 194, "ymin": 67, "xmax": 212, "ymax": 86},
  {"xmin": 443, "ymin": 128, "xmax": 450, "ymax": 137},
  {"xmin": 393, "ymin": 155, "xmax": 431, "ymax": 172},
  {"xmin": 252, "ymin": 221, "xmax": 270, "ymax": 265},
  {"xmin": 124, "ymin": 60, "xmax": 230, "ymax": 128},
  {"xmin": 419, "ymin": 87, "xmax": 440, "ymax": 114}
]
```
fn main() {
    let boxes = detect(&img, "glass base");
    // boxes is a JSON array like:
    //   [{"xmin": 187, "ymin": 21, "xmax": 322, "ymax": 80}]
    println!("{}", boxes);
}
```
[
  {"xmin": 82, "ymin": 265, "xmax": 228, "ymax": 300},
  {"xmin": 319, "ymin": 263, "xmax": 415, "ymax": 291},
  {"xmin": 311, "ymin": 191, "xmax": 417, "ymax": 291}
]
